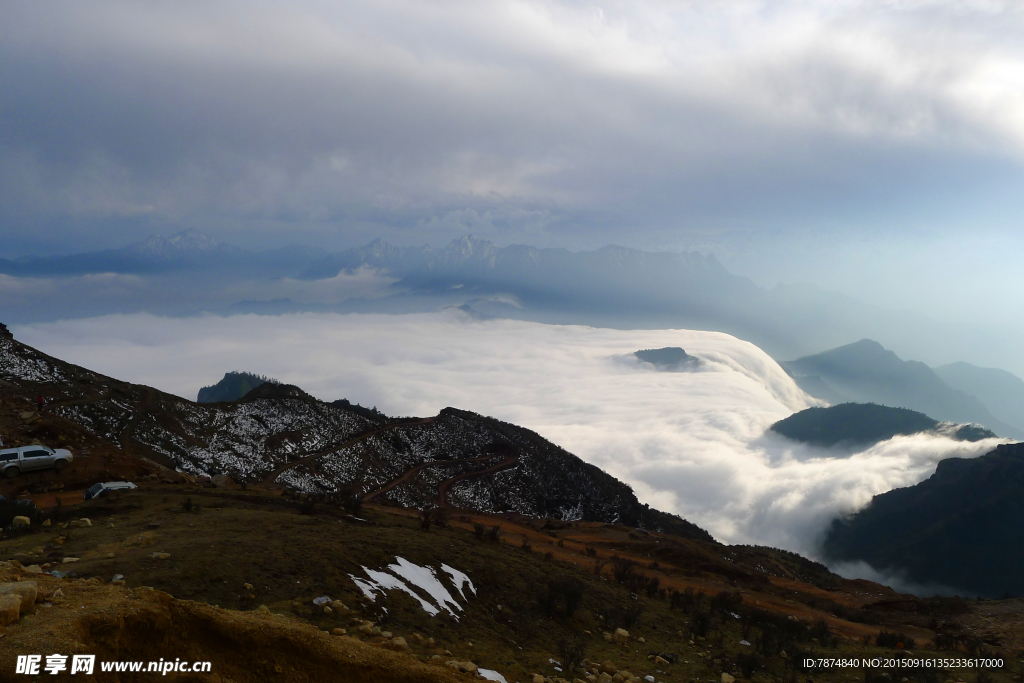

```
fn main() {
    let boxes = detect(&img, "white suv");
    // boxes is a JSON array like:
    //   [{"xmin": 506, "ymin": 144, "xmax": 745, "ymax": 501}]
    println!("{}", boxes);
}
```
[{"xmin": 0, "ymin": 445, "xmax": 73, "ymax": 478}]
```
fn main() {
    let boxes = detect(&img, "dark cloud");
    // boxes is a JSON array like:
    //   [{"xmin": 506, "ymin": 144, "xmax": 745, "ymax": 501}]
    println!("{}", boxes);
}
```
[{"xmin": 2, "ymin": 0, "xmax": 1023, "ymax": 255}]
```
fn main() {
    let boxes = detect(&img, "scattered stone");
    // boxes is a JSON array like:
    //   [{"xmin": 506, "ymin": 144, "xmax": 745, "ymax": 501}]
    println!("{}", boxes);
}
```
[
  {"xmin": 601, "ymin": 661, "xmax": 618, "ymax": 675},
  {"xmin": 655, "ymin": 656, "xmax": 669, "ymax": 666},
  {"xmin": 0, "ymin": 581, "xmax": 37, "ymax": 612},
  {"xmin": 332, "ymin": 627, "xmax": 347, "ymax": 636},
  {"xmin": 370, "ymin": 626, "xmax": 381, "ymax": 636},
  {"xmin": 381, "ymin": 631, "xmax": 392, "ymax": 639},
  {"xmin": 312, "ymin": 596, "xmax": 332, "ymax": 606},
  {"xmin": 323, "ymin": 606, "xmax": 333, "ymax": 614},
  {"xmin": 79, "ymin": 518, "xmax": 92, "ymax": 527},
  {"xmin": 358, "ymin": 623, "xmax": 373, "ymax": 635},
  {"xmin": 12, "ymin": 516, "xmax": 30, "ymax": 528},
  {"xmin": 739, "ymin": 640, "xmax": 750, "ymax": 647},
  {"xmin": 780, "ymin": 651, "xmax": 788, "ymax": 659},
  {"xmin": 152, "ymin": 552, "xmax": 171, "ymax": 560},
  {"xmin": 24, "ymin": 565, "xmax": 42, "ymax": 574},
  {"xmin": 637, "ymin": 636, "xmax": 646, "ymax": 643},
  {"xmin": 62, "ymin": 557, "xmax": 80, "ymax": 563},
  {"xmin": 613, "ymin": 628, "xmax": 629, "ymax": 644},
  {"xmin": 41, "ymin": 519, "xmax": 51, "ymax": 528},
  {"xmin": 533, "ymin": 676, "xmax": 545, "ymax": 683},
  {"xmin": 0, "ymin": 594, "xmax": 20, "ymax": 625},
  {"xmin": 721, "ymin": 675, "xmax": 735, "ymax": 683},
  {"xmin": 644, "ymin": 677, "xmax": 655, "ymax": 683},
  {"xmin": 387, "ymin": 636, "xmax": 410, "ymax": 652}
]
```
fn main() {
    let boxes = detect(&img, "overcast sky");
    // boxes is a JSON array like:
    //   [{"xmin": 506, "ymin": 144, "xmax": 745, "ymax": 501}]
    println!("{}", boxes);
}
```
[{"xmin": 3, "ymin": 0, "xmax": 1024, "ymax": 321}]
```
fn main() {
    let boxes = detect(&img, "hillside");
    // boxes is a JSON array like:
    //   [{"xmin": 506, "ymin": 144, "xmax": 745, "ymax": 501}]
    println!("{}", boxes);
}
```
[
  {"xmin": 823, "ymin": 442, "xmax": 1024, "ymax": 598},
  {"xmin": 935, "ymin": 362, "xmax": 1024, "ymax": 436},
  {"xmin": 0, "ymin": 325, "xmax": 709, "ymax": 540},
  {"xmin": 2, "ymin": 325, "xmax": 1024, "ymax": 679},
  {"xmin": 769, "ymin": 403, "xmax": 996, "ymax": 448},
  {"xmin": 780, "ymin": 340, "xmax": 1022, "ymax": 438},
  {"xmin": 197, "ymin": 371, "xmax": 279, "ymax": 403}
]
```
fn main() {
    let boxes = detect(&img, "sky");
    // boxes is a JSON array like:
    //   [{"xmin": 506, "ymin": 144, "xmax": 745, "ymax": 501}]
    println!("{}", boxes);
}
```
[{"xmin": 13, "ymin": 310, "xmax": 1004, "ymax": 566}]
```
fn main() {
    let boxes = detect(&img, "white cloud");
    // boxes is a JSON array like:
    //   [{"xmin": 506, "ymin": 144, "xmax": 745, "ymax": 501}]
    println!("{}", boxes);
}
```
[{"xmin": 14, "ymin": 310, "xmax": 1005, "ymax": 558}]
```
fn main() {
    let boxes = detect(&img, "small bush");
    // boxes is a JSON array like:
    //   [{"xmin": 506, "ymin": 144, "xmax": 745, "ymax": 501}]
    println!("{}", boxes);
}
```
[
  {"xmin": 486, "ymin": 525, "xmax": 502, "ymax": 542},
  {"xmin": 474, "ymin": 523, "xmax": 486, "ymax": 540},
  {"xmin": 585, "ymin": 546, "xmax": 597, "ymax": 557},
  {"xmin": 557, "ymin": 636, "xmax": 587, "ymax": 676},
  {"xmin": 181, "ymin": 498, "xmax": 193, "ymax": 513}
]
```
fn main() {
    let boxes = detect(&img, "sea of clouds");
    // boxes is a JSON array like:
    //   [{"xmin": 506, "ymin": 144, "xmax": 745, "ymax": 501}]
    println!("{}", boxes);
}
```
[{"xmin": 14, "ymin": 310, "xmax": 1005, "ymax": 561}]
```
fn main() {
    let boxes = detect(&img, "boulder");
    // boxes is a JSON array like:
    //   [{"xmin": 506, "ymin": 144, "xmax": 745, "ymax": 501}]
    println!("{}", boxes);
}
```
[
  {"xmin": 331, "ymin": 600, "xmax": 351, "ymax": 614},
  {"xmin": 721, "ymin": 675, "xmax": 735, "ymax": 683},
  {"xmin": 0, "ymin": 581, "xmax": 37, "ymax": 612},
  {"xmin": 0, "ymin": 594, "xmax": 20, "ymax": 625},
  {"xmin": 24, "ymin": 565, "xmax": 42, "ymax": 574},
  {"xmin": 12, "ymin": 516, "xmax": 30, "ymax": 528},
  {"xmin": 387, "ymin": 637, "xmax": 410, "ymax": 652},
  {"xmin": 331, "ymin": 627, "xmax": 347, "ymax": 636},
  {"xmin": 79, "ymin": 518, "xmax": 92, "ymax": 527},
  {"xmin": 358, "ymin": 623, "xmax": 373, "ymax": 635},
  {"xmin": 533, "ymin": 676, "xmax": 545, "ymax": 683},
  {"xmin": 211, "ymin": 474, "xmax": 233, "ymax": 488},
  {"xmin": 598, "ymin": 674, "xmax": 613, "ymax": 683},
  {"xmin": 600, "ymin": 661, "xmax": 618, "ymax": 675},
  {"xmin": 613, "ymin": 628, "xmax": 629, "ymax": 644}
]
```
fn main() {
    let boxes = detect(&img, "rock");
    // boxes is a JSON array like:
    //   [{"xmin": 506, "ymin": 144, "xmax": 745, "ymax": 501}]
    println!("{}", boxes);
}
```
[
  {"xmin": 41, "ymin": 519, "xmax": 51, "ymax": 527},
  {"xmin": 24, "ymin": 565, "xmax": 43, "ymax": 574},
  {"xmin": 655, "ymin": 656, "xmax": 669, "ymax": 666},
  {"xmin": 780, "ymin": 651, "xmax": 788, "ymax": 659},
  {"xmin": 370, "ymin": 626, "xmax": 381, "ymax": 636},
  {"xmin": 637, "ymin": 636, "xmax": 646, "ymax": 643},
  {"xmin": 721, "ymin": 675, "xmax": 735, "ymax": 683},
  {"xmin": 644, "ymin": 677, "xmax": 655, "ymax": 683},
  {"xmin": 332, "ymin": 627, "xmax": 347, "ymax": 636},
  {"xmin": 739, "ymin": 640, "xmax": 750, "ymax": 646},
  {"xmin": 411, "ymin": 632, "xmax": 424, "ymax": 643},
  {"xmin": 598, "ymin": 674, "xmax": 613, "ymax": 683},
  {"xmin": 533, "ymin": 676, "xmax": 545, "ymax": 683},
  {"xmin": 62, "ymin": 557, "xmax": 80, "ymax": 563},
  {"xmin": 358, "ymin": 623, "xmax": 373, "ymax": 635},
  {"xmin": 0, "ymin": 594, "xmax": 20, "ymax": 625},
  {"xmin": 381, "ymin": 631, "xmax": 392, "ymax": 638},
  {"xmin": 387, "ymin": 636, "xmax": 410, "ymax": 652},
  {"xmin": 323, "ymin": 606, "xmax": 332, "ymax": 614},
  {"xmin": 331, "ymin": 600, "xmax": 350, "ymax": 614},
  {"xmin": 601, "ymin": 662, "xmax": 618, "ymax": 675},
  {"xmin": 244, "ymin": 583, "xmax": 253, "ymax": 590},
  {"xmin": 12, "ymin": 516, "xmax": 30, "ymax": 528},
  {"xmin": 211, "ymin": 474, "xmax": 233, "ymax": 488},
  {"xmin": 0, "ymin": 581, "xmax": 37, "ymax": 612},
  {"xmin": 613, "ymin": 628, "xmax": 629, "ymax": 644},
  {"xmin": 604, "ymin": 633, "xmax": 612, "ymax": 642},
  {"xmin": 79, "ymin": 518, "xmax": 92, "ymax": 527}
]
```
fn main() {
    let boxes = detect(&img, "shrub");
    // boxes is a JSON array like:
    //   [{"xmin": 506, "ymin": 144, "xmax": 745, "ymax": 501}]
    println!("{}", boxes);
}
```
[
  {"xmin": 557, "ymin": 636, "xmax": 587, "ymax": 676},
  {"xmin": 474, "ymin": 523, "xmax": 486, "ymax": 540},
  {"xmin": 486, "ymin": 525, "xmax": 502, "ymax": 542}
]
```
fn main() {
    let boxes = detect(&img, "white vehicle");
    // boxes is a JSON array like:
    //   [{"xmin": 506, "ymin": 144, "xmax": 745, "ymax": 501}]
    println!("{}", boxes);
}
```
[
  {"xmin": 84, "ymin": 481, "xmax": 137, "ymax": 500},
  {"xmin": 0, "ymin": 445, "xmax": 73, "ymax": 478}
]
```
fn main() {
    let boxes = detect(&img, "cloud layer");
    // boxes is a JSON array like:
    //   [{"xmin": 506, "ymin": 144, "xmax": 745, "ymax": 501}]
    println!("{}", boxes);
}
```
[
  {"xmin": 3, "ymin": 1, "xmax": 1024, "ymax": 255},
  {"xmin": 14, "ymin": 311, "xmax": 1004, "ymax": 558}
]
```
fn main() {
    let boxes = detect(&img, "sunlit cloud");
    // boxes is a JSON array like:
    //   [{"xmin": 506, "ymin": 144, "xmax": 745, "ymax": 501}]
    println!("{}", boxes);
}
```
[{"xmin": 14, "ymin": 310, "xmax": 1004, "ymax": 558}]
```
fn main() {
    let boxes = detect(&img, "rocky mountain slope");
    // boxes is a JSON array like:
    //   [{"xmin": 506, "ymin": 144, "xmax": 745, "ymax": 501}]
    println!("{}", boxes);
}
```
[
  {"xmin": 770, "ymin": 403, "xmax": 997, "ymax": 448},
  {"xmin": 780, "ymin": 340, "xmax": 1021, "ymax": 438},
  {"xmin": 823, "ymin": 442, "xmax": 1024, "ymax": 598},
  {"xmin": 197, "ymin": 371, "xmax": 279, "ymax": 403},
  {"xmin": 0, "ymin": 325, "xmax": 709, "ymax": 539}
]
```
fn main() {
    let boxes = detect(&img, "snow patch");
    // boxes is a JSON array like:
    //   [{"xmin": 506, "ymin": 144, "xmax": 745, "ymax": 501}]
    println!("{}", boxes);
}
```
[
  {"xmin": 442, "ymin": 563, "xmax": 476, "ymax": 600},
  {"xmin": 349, "ymin": 558, "xmax": 474, "ymax": 619},
  {"xmin": 478, "ymin": 670, "xmax": 507, "ymax": 683}
]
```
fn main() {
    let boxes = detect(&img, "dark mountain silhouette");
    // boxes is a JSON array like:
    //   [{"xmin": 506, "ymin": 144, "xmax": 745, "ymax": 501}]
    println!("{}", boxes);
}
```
[
  {"xmin": 0, "ymin": 229, "xmax": 325, "ymax": 277},
  {"xmin": 197, "ymin": 371, "xmax": 280, "ymax": 403},
  {"xmin": 934, "ymin": 362, "xmax": 1024, "ymax": 436},
  {"xmin": 635, "ymin": 347, "xmax": 697, "ymax": 368},
  {"xmin": 823, "ymin": 442, "xmax": 1024, "ymax": 598},
  {"xmin": 780, "ymin": 340, "xmax": 1022, "ymax": 438},
  {"xmin": 770, "ymin": 403, "xmax": 996, "ymax": 448}
]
